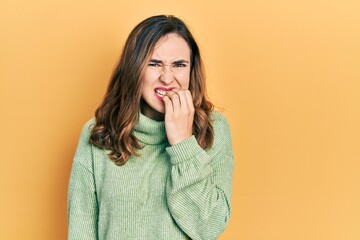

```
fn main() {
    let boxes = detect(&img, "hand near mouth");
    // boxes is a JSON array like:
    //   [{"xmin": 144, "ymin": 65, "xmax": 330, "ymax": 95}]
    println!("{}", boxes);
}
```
[{"xmin": 163, "ymin": 89, "xmax": 195, "ymax": 145}]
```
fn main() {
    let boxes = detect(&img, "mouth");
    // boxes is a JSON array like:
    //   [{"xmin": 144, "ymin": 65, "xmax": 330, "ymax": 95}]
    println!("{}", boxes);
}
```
[
  {"xmin": 154, "ymin": 87, "xmax": 174, "ymax": 99},
  {"xmin": 155, "ymin": 89, "xmax": 166, "ymax": 97}
]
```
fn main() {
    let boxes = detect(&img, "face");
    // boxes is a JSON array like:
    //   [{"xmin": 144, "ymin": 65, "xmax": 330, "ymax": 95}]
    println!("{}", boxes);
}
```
[{"xmin": 140, "ymin": 33, "xmax": 191, "ymax": 120}]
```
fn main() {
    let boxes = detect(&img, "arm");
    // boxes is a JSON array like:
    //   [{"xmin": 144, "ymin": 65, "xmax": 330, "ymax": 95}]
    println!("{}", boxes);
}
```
[
  {"xmin": 68, "ymin": 121, "xmax": 98, "ymax": 240},
  {"xmin": 166, "ymin": 115, "xmax": 234, "ymax": 240}
]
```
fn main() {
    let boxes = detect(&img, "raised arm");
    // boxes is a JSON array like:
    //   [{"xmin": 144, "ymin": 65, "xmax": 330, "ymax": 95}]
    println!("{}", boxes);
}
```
[{"xmin": 166, "ymin": 113, "xmax": 234, "ymax": 240}]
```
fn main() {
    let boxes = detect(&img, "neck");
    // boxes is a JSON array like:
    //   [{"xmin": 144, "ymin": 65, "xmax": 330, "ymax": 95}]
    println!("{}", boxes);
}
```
[
  {"xmin": 140, "ymin": 101, "xmax": 165, "ymax": 121},
  {"xmin": 133, "ymin": 110, "xmax": 168, "ymax": 145}
]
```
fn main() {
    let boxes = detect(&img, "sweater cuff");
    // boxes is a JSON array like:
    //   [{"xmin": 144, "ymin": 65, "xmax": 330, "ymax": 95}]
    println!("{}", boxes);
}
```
[{"xmin": 165, "ymin": 135, "xmax": 204, "ymax": 165}]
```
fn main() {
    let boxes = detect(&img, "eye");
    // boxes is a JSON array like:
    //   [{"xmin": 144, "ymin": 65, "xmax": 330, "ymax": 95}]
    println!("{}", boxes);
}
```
[
  {"xmin": 148, "ymin": 62, "xmax": 161, "ymax": 67},
  {"xmin": 174, "ymin": 63, "xmax": 187, "ymax": 68}
]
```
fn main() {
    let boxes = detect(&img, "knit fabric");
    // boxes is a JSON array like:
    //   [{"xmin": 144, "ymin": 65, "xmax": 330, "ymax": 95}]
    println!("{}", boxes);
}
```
[{"xmin": 68, "ymin": 111, "xmax": 234, "ymax": 240}]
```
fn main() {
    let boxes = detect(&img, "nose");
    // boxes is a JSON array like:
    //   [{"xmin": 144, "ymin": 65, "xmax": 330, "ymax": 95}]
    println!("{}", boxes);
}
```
[{"xmin": 159, "ymin": 65, "xmax": 174, "ymax": 84}]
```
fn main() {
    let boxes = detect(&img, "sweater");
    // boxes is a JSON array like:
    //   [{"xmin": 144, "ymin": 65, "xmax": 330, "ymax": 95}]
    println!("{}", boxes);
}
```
[{"xmin": 68, "ymin": 111, "xmax": 234, "ymax": 240}]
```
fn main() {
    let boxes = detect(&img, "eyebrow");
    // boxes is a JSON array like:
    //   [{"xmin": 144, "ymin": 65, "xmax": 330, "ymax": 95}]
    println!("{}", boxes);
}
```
[{"xmin": 149, "ymin": 59, "xmax": 190, "ymax": 64}]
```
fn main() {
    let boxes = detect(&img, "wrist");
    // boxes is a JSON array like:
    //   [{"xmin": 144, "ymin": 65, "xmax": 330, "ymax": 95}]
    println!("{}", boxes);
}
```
[
  {"xmin": 168, "ymin": 134, "xmax": 193, "ymax": 146},
  {"xmin": 166, "ymin": 135, "xmax": 206, "ymax": 164}
]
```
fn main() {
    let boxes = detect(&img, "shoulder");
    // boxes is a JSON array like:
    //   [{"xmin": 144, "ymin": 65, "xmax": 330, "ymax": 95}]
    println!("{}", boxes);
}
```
[
  {"xmin": 72, "ymin": 118, "xmax": 96, "ymax": 168},
  {"xmin": 76, "ymin": 118, "xmax": 96, "ymax": 152},
  {"xmin": 83, "ymin": 118, "xmax": 96, "ymax": 132},
  {"xmin": 79, "ymin": 118, "xmax": 96, "ymax": 138},
  {"xmin": 210, "ymin": 111, "xmax": 232, "ymax": 145},
  {"xmin": 210, "ymin": 111, "xmax": 231, "ymax": 134}
]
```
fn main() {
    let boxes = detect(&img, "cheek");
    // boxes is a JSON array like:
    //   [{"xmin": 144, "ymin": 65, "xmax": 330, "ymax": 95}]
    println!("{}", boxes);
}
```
[
  {"xmin": 143, "ymin": 70, "xmax": 161, "ymax": 85},
  {"xmin": 176, "ymin": 72, "xmax": 190, "ymax": 89}
]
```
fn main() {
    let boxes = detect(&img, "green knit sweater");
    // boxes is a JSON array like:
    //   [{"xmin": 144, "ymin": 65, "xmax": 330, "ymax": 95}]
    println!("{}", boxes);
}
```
[{"xmin": 68, "ymin": 111, "xmax": 234, "ymax": 240}]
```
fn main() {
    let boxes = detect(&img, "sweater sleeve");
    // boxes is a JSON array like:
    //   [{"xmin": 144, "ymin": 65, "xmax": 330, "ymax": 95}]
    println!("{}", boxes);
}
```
[
  {"xmin": 68, "ymin": 120, "xmax": 99, "ymax": 240},
  {"xmin": 165, "ymin": 113, "xmax": 234, "ymax": 240}
]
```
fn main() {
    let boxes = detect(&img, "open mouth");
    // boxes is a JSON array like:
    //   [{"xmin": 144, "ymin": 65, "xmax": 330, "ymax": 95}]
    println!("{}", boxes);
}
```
[
  {"xmin": 155, "ymin": 89, "xmax": 166, "ymax": 97},
  {"xmin": 154, "ymin": 87, "xmax": 174, "ymax": 99}
]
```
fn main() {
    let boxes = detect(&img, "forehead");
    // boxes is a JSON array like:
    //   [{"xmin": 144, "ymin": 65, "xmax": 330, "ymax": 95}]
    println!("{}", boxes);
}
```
[{"xmin": 151, "ymin": 33, "xmax": 191, "ymax": 60}]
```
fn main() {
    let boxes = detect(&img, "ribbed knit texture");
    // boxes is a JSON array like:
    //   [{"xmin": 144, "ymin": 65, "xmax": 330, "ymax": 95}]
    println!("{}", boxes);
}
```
[{"xmin": 68, "ymin": 111, "xmax": 234, "ymax": 240}]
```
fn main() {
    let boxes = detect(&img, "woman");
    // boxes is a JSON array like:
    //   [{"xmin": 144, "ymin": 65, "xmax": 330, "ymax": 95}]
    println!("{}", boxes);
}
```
[{"xmin": 68, "ymin": 15, "xmax": 234, "ymax": 240}]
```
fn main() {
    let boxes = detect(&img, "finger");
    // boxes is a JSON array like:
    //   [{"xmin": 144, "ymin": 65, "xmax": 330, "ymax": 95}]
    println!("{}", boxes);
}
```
[
  {"xmin": 169, "ymin": 92, "xmax": 181, "ymax": 113},
  {"xmin": 176, "ymin": 90, "xmax": 189, "ymax": 113},
  {"xmin": 165, "ymin": 91, "xmax": 180, "ymax": 109},
  {"xmin": 165, "ymin": 89, "xmax": 181, "ymax": 97},
  {"xmin": 165, "ymin": 90, "xmax": 177, "ymax": 99},
  {"xmin": 163, "ymin": 95, "xmax": 173, "ymax": 115},
  {"xmin": 184, "ymin": 90, "xmax": 194, "ymax": 112}
]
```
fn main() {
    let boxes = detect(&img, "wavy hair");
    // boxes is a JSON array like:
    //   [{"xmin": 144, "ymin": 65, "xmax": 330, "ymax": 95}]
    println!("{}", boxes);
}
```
[{"xmin": 90, "ymin": 15, "xmax": 214, "ymax": 166}]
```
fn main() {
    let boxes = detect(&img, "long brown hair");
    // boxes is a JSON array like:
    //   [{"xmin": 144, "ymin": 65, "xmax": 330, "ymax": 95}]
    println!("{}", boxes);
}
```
[{"xmin": 90, "ymin": 15, "xmax": 214, "ymax": 166}]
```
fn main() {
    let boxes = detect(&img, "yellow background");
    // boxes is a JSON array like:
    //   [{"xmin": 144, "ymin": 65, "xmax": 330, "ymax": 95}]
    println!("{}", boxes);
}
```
[{"xmin": 1, "ymin": 0, "xmax": 359, "ymax": 239}]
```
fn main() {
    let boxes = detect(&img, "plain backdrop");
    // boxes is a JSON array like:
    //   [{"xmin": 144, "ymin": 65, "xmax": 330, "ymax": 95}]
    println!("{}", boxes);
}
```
[{"xmin": 0, "ymin": 0, "xmax": 359, "ymax": 239}]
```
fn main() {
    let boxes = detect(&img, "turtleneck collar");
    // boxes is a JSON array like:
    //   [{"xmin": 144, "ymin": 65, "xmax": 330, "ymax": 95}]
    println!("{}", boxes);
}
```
[{"xmin": 133, "ymin": 111, "xmax": 168, "ymax": 145}]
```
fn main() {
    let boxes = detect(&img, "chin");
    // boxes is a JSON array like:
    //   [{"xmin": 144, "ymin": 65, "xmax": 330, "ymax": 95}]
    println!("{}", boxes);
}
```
[
  {"xmin": 153, "ymin": 105, "xmax": 165, "ymax": 114},
  {"xmin": 140, "ymin": 99, "xmax": 165, "ymax": 119}
]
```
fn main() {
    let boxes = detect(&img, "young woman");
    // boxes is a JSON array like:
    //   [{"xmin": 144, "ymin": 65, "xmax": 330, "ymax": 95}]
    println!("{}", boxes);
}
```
[{"xmin": 68, "ymin": 15, "xmax": 234, "ymax": 240}]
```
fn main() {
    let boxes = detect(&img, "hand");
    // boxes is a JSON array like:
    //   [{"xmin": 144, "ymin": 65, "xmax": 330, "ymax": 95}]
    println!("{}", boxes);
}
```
[{"xmin": 163, "ymin": 89, "xmax": 195, "ymax": 145}]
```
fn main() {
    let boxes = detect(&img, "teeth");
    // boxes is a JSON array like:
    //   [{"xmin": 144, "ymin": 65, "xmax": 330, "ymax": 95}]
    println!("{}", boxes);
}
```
[{"xmin": 155, "ymin": 89, "xmax": 166, "ymax": 96}]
